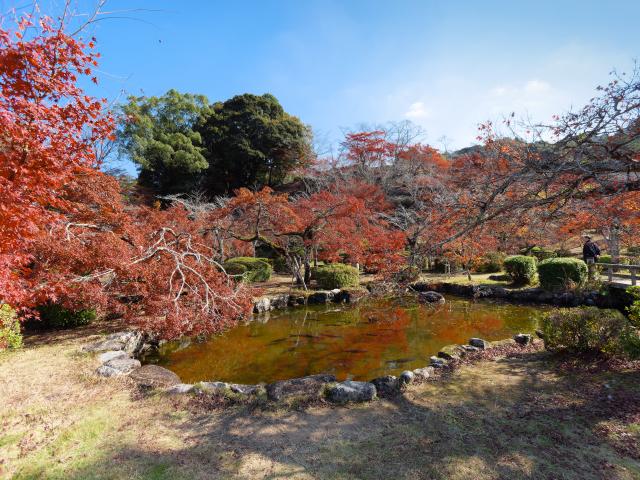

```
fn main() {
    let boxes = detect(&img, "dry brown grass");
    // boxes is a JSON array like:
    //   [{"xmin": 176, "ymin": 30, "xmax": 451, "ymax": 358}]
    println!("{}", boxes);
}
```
[{"xmin": 1, "ymin": 324, "xmax": 640, "ymax": 479}]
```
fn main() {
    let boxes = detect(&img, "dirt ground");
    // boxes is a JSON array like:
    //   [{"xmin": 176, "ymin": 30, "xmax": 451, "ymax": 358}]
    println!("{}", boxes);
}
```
[{"xmin": 2, "ymin": 324, "xmax": 640, "ymax": 480}]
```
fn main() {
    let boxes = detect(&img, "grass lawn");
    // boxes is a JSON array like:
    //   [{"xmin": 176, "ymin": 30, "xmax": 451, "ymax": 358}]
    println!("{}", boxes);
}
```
[{"xmin": 2, "ymin": 324, "xmax": 640, "ymax": 479}]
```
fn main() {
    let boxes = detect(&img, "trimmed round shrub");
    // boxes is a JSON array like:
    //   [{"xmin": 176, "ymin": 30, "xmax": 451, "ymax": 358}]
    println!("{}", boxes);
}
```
[
  {"xmin": 503, "ymin": 255, "xmax": 537, "ymax": 285},
  {"xmin": 37, "ymin": 304, "xmax": 97, "ymax": 329},
  {"xmin": 529, "ymin": 246, "xmax": 557, "ymax": 262},
  {"xmin": 0, "ymin": 304, "xmax": 22, "ymax": 350},
  {"xmin": 313, "ymin": 264, "xmax": 360, "ymax": 289},
  {"xmin": 474, "ymin": 251, "xmax": 506, "ymax": 273},
  {"xmin": 541, "ymin": 307, "xmax": 632, "ymax": 355},
  {"xmin": 537, "ymin": 257, "xmax": 588, "ymax": 291},
  {"xmin": 223, "ymin": 257, "xmax": 272, "ymax": 282}
]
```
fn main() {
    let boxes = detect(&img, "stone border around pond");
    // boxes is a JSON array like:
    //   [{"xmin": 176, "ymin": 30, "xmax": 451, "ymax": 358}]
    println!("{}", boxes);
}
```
[
  {"xmin": 410, "ymin": 281, "xmax": 633, "ymax": 310},
  {"xmin": 252, "ymin": 287, "xmax": 368, "ymax": 314},
  {"xmin": 83, "ymin": 327, "xmax": 538, "ymax": 407}
]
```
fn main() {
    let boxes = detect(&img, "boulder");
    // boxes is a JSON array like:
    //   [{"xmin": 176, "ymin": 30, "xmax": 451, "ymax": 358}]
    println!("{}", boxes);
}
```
[
  {"xmin": 514, "ymin": 333, "xmax": 533, "ymax": 346},
  {"xmin": 413, "ymin": 366, "xmax": 434, "ymax": 380},
  {"xmin": 326, "ymin": 381, "xmax": 377, "ymax": 404},
  {"xmin": 97, "ymin": 350, "xmax": 129, "ymax": 364},
  {"xmin": 83, "ymin": 331, "xmax": 144, "ymax": 355},
  {"xmin": 120, "ymin": 331, "xmax": 145, "ymax": 354},
  {"xmin": 166, "ymin": 383, "xmax": 194, "ymax": 394},
  {"xmin": 418, "ymin": 291, "xmax": 445, "ymax": 305},
  {"xmin": 430, "ymin": 356, "xmax": 447, "ymax": 368},
  {"xmin": 253, "ymin": 297, "xmax": 271, "ymax": 313},
  {"xmin": 399, "ymin": 370, "xmax": 415, "ymax": 386},
  {"xmin": 371, "ymin": 375, "xmax": 400, "ymax": 396},
  {"xmin": 270, "ymin": 294, "xmax": 290, "ymax": 310},
  {"xmin": 129, "ymin": 365, "xmax": 181, "ymax": 388},
  {"xmin": 438, "ymin": 344, "xmax": 464, "ymax": 360},
  {"xmin": 266, "ymin": 374, "xmax": 336, "ymax": 401},
  {"xmin": 333, "ymin": 288, "xmax": 368, "ymax": 304},
  {"xmin": 469, "ymin": 338, "xmax": 489, "ymax": 349},
  {"xmin": 104, "ymin": 357, "xmax": 141, "ymax": 374},
  {"xmin": 307, "ymin": 291, "xmax": 334, "ymax": 305},
  {"xmin": 84, "ymin": 338, "xmax": 125, "ymax": 353},
  {"xmin": 96, "ymin": 365, "xmax": 123, "ymax": 377}
]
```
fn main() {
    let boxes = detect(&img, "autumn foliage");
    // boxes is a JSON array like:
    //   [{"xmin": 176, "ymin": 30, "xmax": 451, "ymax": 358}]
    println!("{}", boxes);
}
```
[
  {"xmin": 1, "ymin": 6, "xmax": 638, "ymax": 341},
  {"xmin": 0, "ymin": 12, "xmax": 251, "ymax": 339}
]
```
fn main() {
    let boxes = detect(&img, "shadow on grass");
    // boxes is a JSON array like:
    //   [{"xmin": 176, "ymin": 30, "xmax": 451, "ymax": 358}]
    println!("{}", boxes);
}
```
[{"xmin": 19, "ymin": 351, "xmax": 640, "ymax": 480}]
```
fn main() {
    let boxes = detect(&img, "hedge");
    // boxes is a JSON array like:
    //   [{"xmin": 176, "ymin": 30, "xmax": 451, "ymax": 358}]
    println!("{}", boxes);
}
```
[
  {"xmin": 503, "ymin": 255, "xmax": 537, "ymax": 285},
  {"xmin": 537, "ymin": 257, "xmax": 588, "ymax": 291},
  {"xmin": 313, "ymin": 263, "xmax": 360, "ymax": 289},
  {"xmin": 223, "ymin": 257, "xmax": 273, "ymax": 282},
  {"xmin": 37, "ymin": 304, "xmax": 97, "ymax": 329}
]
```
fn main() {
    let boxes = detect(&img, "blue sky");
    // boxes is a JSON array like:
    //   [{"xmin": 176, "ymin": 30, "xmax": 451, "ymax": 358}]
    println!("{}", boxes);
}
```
[{"xmin": 4, "ymin": 0, "xmax": 639, "ymax": 164}]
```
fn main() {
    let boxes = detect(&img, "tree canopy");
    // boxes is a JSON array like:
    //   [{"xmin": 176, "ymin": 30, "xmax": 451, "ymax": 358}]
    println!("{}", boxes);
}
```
[
  {"xmin": 119, "ymin": 89, "xmax": 210, "ymax": 195},
  {"xmin": 199, "ymin": 93, "xmax": 312, "ymax": 195},
  {"xmin": 119, "ymin": 91, "xmax": 312, "ymax": 197}
]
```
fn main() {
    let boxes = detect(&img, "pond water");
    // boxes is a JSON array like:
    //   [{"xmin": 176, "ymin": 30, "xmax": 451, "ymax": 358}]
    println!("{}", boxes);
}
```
[{"xmin": 141, "ymin": 296, "xmax": 550, "ymax": 384}]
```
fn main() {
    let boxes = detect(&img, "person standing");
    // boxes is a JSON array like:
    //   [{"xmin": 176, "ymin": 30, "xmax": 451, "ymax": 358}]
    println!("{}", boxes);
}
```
[{"xmin": 582, "ymin": 236, "xmax": 601, "ymax": 280}]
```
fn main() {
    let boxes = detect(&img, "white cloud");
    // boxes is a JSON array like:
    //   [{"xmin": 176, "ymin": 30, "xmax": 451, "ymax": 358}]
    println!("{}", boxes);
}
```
[
  {"xmin": 404, "ymin": 101, "xmax": 430, "ymax": 119},
  {"xmin": 524, "ymin": 79, "xmax": 551, "ymax": 93}
]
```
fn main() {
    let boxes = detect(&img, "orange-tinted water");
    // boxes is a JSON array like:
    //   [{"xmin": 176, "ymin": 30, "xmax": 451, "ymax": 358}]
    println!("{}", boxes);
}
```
[{"xmin": 142, "ymin": 296, "xmax": 549, "ymax": 384}]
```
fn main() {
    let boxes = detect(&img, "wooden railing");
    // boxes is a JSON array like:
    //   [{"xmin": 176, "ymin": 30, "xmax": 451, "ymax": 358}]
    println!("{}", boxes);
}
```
[{"xmin": 596, "ymin": 263, "xmax": 640, "ymax": 286}]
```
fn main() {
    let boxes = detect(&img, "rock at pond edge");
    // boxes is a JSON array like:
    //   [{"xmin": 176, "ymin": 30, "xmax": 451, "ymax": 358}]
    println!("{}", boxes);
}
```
[
  {"xmin": 371, "ymin": 375, "xmax": 400, "ymax": 396},
  {"xmin": 130, "ymin": 365, "xmax": 181, "ymax": 388},
  {"xmin": 326, "ymin": 381, "xmax": 377, "ymax": 404},
  {"xmin": 469, "ymin": 338, "xmax": 489, "ymax": 349},
  {"xmin": 266, "ymin": 374, "xmax": 336, "ymax": 401}
]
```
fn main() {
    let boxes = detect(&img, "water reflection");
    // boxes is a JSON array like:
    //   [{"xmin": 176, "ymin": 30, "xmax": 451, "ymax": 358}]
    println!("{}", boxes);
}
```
[{"xmin": 142, "ymin": 296, "xmax": 549, "ymax": 383}]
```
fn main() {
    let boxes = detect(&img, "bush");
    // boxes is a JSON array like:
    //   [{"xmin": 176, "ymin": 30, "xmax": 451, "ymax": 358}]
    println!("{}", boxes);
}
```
[
  {"xmin": 37, "ymin": 304, "xmax": 97, "ymax": 329},
  {"xmin": 223, "ymin": 257, "xmax": 272, "ymax": 282},
  {"xmin": 599, "ymin": 254, "xmax": 613, "ymax": 264},
  {"xmin": 628, "ymin": 286, "xmax": 640, "ymax": 328},
  {"xmin": 474, "ymin": 251, "xmax": 506, "ymax": 273},
  {"xmin": 0, "ymin": 304, "xmax": 22, "ymax": 350},
  {"xmin": 503, "ymin": 255, "xmax": 537, "ymax": 285},
  {"xmin": 537, "ymin": 257, "xmax": 588, "ymax": 291},
  {"xmin": 313, "ymin": 263, "xmax": 360, "ymax": 289},
  {"xmin": 541, "ymin": 307, "xmax": 632, "ymax": 354},
  {"xmin": 627, "ymin": 246, "xmax": 640, "ymax": 256},
  {"xmin": 529, "ymin": 246, "xmax": 557, "ymax": 262}
]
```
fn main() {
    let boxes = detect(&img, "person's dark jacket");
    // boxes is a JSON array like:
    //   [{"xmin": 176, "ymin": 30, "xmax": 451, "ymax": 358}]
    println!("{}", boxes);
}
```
[{"xmin": 583, "ymin": 241, "xmax": 601, "ymax": 261}]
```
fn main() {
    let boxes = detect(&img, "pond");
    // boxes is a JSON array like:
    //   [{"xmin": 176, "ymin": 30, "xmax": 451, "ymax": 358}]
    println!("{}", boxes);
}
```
[{"xmin": 141, "ymin": 296, "xmax": 550, "ymax": 384}]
